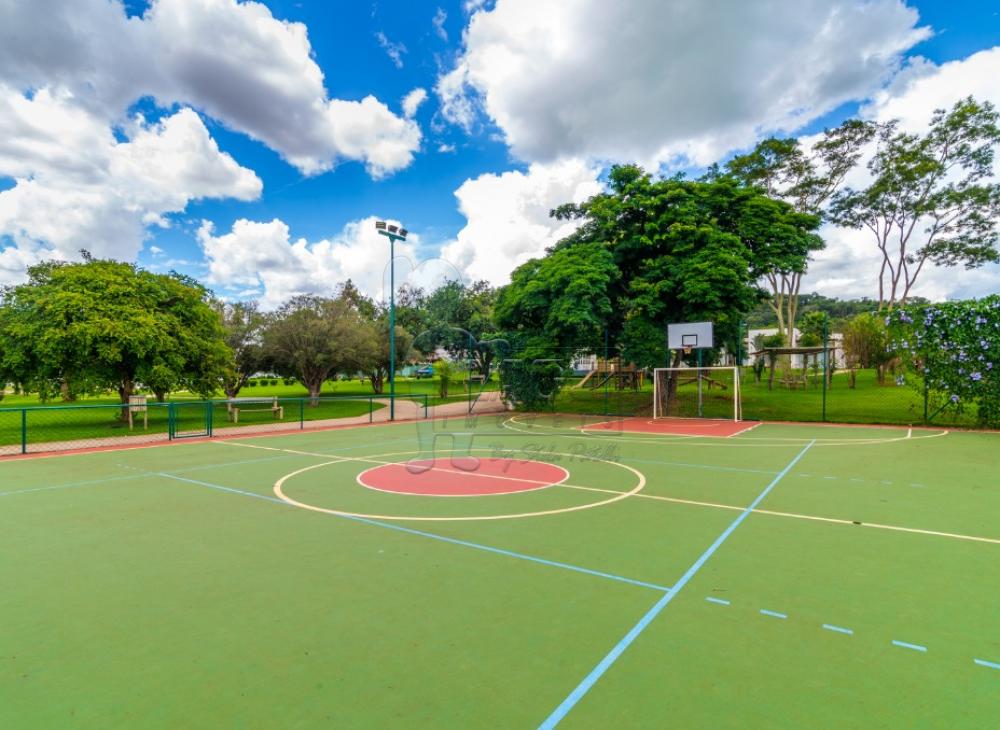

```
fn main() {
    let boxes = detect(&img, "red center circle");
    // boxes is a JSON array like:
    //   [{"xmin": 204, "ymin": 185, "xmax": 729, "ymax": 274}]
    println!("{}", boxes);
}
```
[{"xmin": 357, "ymin": 457, "xmax": 569, "ymax": 496}]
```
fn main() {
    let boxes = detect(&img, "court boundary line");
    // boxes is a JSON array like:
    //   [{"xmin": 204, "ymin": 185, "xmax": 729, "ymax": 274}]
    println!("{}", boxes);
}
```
[
  {"xmin": 504, "ymin": 415, "xmax": 950, "ymax": 448},
  {"xmin": 154, "ymin": 471, "xmax": 672, "ymax": 593},
  {"xmin": 536, "ymin": 440, "xmax": 816, "ymax": 729}
]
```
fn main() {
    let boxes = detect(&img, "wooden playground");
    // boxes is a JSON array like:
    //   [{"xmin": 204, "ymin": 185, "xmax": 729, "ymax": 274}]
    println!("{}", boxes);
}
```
[{"xmin": 575, "ymin": 358, "xmax": 644, "ymax": 390}]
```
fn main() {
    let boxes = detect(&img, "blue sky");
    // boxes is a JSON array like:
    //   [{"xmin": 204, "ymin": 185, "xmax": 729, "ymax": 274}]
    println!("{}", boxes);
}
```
[{"xmin": 0, "ymin": 0, "xmax": 997, "ymax": 305}]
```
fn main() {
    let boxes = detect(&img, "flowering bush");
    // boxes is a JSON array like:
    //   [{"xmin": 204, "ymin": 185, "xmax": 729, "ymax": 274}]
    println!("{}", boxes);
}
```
[{"xmin": 886, "ymin": 296, "xmax": 1000, "ymax": 427}]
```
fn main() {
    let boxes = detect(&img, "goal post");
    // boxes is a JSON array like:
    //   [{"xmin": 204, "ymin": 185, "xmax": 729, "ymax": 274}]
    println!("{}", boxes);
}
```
[{"xmin": 653, "ymin": 366, "xmax": 741, "ymax": 422}]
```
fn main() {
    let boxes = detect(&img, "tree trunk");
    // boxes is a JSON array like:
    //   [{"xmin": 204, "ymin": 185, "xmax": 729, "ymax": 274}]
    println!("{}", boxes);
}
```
[
  {"xmin": 117, "ymin": 379, "xmax": 135, "ymax": 421},
  {"xmin": 665, "ymin": 350, "xmax": 682, "ymax": 413},
  {"xmin": 154, "ymin": 390, "xmax": 167, "ymax": 403},
  {"xmin": 369, "ymin": 371, "xmax": 384, "ymax": 394},
  {"xmin": 306, "ymin": 380, "xmax": 322, "ymax": 406}
]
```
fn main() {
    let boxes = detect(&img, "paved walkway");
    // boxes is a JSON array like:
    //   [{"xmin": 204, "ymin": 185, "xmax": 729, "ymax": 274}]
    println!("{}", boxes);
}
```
[{"xmin": 1, "ymin": 391, "xmax": 508, "ymax": 458}]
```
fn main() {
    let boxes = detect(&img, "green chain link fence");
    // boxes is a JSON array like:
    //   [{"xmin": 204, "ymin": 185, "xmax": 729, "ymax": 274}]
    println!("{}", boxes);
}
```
[{"xmin": 0, "ymin": 394, "xmax": 429, "ymax": 457}]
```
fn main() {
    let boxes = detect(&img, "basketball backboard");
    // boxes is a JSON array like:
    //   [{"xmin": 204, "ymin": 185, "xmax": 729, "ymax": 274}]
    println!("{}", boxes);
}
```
[{"xmin": 667, "ymin": 321, "xmax": 714, "ymax": 350}]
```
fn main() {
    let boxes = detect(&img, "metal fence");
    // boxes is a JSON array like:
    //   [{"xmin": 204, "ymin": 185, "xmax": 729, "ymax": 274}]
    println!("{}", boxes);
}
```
[
  {"xmin": 0, "ymin": 395, "xmax": 429, "ymax": 457},
  {"xmin": 498, "ymin": 340, "xmax": 984, "ymax": 429}
]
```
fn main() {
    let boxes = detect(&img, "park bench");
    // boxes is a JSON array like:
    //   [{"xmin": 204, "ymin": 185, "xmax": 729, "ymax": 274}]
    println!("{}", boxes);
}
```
[
  {"xmin": 228, "ymin": 396, "xmax": 284, "ymax": 423},
  {"xmin": 464, "ymin": 374, "xmax": 487, "ymax": 390}
]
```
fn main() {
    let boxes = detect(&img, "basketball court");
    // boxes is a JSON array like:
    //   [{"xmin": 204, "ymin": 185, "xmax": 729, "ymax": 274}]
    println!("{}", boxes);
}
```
[{"xmin": 1, "ymin": 407, "xmax": 997, "ymax": 727}]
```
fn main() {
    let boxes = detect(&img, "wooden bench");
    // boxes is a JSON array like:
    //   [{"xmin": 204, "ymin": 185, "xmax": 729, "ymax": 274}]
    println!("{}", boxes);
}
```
[
  {"xmin": 464, "ymin": 374, "xmax": 487, "ymax": 390},
  {"xmin": 229, "ymin": 397, "xmax": 284, "ymax": 423}
]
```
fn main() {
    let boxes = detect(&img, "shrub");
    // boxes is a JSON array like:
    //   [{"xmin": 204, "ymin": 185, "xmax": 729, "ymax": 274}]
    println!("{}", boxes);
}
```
[
  {"xmin": 247, "ymin": 380, "xmax": 257, "ymax": 388},
  {"xmin": 887, "ymin": 296, "xmax": 1000, "ymax": 427},
  {"xmin": 434, "ymin": 359, "xmax": 454, "ymax": 398}
]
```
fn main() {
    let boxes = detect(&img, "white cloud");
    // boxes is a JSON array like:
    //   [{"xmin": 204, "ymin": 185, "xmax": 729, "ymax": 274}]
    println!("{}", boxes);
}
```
[
  {"xmin": 375, "ymin": 30, "xmax": 407, "ymax": 70},
  {"xmin": 402, "ymin": 88, "xmax": 428, "ymax": 119},
  {"xmin": 438, "ymin": 0, "xmax": 929, "ymax": 167},
  {"xmin": 439, "ymin": 158, "xmax": 603, "ymax": 286},
  {"xmin": 433, "ymin": 7, "xmax": 448, "ymax": 42},
  {"xmin": 199, "ymin": 216, "xmax": 421, "ymax": 309},
  {"xmin": 803, "ymin": 47, "xmax": 1000, "ymax": 302},
  {"xmin": 0, "ymin": 92, "xmax": 261, "ymax": 284},
  {"xmin": 0, "ymin": 0, "xmax": 421, "ymax": 177},
  {"xmin": 437, "ymin": 143, "xmax": 456, "ymax": 153}
]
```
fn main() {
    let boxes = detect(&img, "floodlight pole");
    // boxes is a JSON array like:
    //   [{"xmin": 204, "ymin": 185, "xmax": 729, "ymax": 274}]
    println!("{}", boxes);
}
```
[{"xmin": 376, "ymin": 221, "xmax": 408, "ymax": 420}]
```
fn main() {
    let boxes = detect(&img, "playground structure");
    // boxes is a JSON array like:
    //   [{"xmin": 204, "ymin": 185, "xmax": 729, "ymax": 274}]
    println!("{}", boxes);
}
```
[{"xmin": 575, "ymin": 357, "xmax": 644, "ymax": 390}]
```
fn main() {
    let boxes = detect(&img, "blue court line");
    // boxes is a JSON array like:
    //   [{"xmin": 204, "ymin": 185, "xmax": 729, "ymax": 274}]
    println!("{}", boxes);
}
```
[
  {"xmin": 822, "ymin": 624, "xmax": 854, "ymax": 635},
  {"xmin": 892, "ymin": 640, "xmax": 927, "ymax": 652},
  {"xmin": 0, "ymin": 473, "xmax": 145, "ymax": 497},
  {"xmin": 760, "ymin": 609, "xmax": 787, "ymax": 619},
  {"xmin": 974, "ymin": 658, "xmax": 1000, "ymax": 670},
  {"xmin": 705, "ymin": 597, "xmax": 730, "ymax": 606},
  {"xmin": 155, "ymin": 472, "xmax": 672, "ymax": 593},
  {"xmin": 537, "ymin": 439, "xmax": 816, "ymax": 729}
]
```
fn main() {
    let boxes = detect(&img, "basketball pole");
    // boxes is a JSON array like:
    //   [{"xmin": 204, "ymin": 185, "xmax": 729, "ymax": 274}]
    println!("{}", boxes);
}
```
[{"xmin": 376, "ymin": 221, "xmax": 408, "ymax": 421}]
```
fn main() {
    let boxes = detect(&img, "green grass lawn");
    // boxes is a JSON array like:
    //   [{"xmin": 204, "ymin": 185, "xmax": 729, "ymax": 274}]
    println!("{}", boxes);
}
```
[
  {"xmin": 553, "ymin": 368, "xmax": 977, "ymax": 427},
  {"xmin": 0, "ymin": 376, "xmax": 501, "ymax": 451},
  {"xmin": 1, "ymin": 417, "xmax": 996, "ymax": 727}
]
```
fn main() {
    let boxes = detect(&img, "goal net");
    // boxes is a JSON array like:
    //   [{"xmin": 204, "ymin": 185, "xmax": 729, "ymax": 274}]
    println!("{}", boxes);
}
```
[{"xmin": 653, "ymin": 367, "xmax": 741, "ymax": 421}]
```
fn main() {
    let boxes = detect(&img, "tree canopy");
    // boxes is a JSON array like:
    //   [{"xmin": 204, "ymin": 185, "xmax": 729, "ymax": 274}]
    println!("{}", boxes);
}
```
[
  {"xmin": 830, "ymin": 97, "xmax": 1000, "ymax": 310},
  {"xmin": 502, "ymin": 165, "xmax": 822, "ymax": 368},
  {"xmin": 0, "ymin": 258, "xmax": 230, "ymax": 405}
]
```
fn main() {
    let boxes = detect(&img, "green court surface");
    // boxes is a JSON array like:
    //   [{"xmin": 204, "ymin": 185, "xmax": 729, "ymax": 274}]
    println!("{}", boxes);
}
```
[{"xmin": 1, "ymin": 413, "xmax": 997, "ymax": 728}]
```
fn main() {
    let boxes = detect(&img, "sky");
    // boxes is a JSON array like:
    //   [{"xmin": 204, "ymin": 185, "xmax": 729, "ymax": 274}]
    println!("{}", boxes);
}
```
[{"xmin": 0, "ymin": 0, "xmax": 997, "ymax": 309}]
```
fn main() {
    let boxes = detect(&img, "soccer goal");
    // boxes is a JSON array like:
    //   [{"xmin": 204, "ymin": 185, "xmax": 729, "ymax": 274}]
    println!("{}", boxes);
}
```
[{"xmin": 653, "ymin": 366, "xmax": 742, "ymax": 421}]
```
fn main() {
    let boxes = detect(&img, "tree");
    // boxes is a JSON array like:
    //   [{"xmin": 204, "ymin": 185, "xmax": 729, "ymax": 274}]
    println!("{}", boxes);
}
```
[
  {"xmin": 357, "ymin": 314, "xmax": 414, "ymax": 395},
  {"xmin": 494, "ymin": 242, "xmax": 616, "ymax": 359},
  {"xmin": 842, "ymin": 313, "xmax": 893, "ymax": 385},
  {"xmin": 550, "ymin": 166, "xmax": 820, "ymax": 366},
  {"xmin": 214, "ymin": 300, "xmax": 266, "ymax": 399},
  {"xmin": 797, "ymin": 311, "xmax": 829, "ymax": 347},
  {"xmin": 0, "ymin": 259, "xmax": 230, "ymax": 413},
  {"xmin": 830, "ymin": 97, "xmax": 1000, "ymax": 310},
  {"xmin": 261, "ymin": 295, "xmax": 365, "ymax": 402},
  {"xmin": 419, "ymin": 280, "xmax": 498, "ymax": 374},
  {"xmin": 498, "ymin": 166, "xmax": 821, "ymax": 409},
  {"xmin": 724, "ymin": 119, "xmax": 877, "ymax": 342}
]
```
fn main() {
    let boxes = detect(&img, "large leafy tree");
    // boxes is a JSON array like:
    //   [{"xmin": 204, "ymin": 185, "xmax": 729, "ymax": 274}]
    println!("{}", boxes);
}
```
[
  {"xmin": 213, "ymin": 300, "xmax": 266, "ymax": 399},
  {"xmin": 494, "ymin": 241, "xmax": 617, "ymax": 359},
  {"xmin": 261, "ymin": 294, "xmax": 365, "ymax": 401},
  {"xmin": 413, "ymin": 281, "xmax": 496, "ymax": 370},
  {"xmin": 724, "ymin": 119, "xmax": 877, "ymax": 342},
  {"xmin": 830, "ymin": 97, "xmax": 1000, "ymax": 310},
  {"xmin": 0, "ymin": 259, "xmax": 230, "ymax": 408},
  {"xmin": 546, "ymin": 166, "xmax": 820, "ymax": 365},
  {"xmin": 354, "ymin": 309, "xmax": 414, "ymax": 395}
]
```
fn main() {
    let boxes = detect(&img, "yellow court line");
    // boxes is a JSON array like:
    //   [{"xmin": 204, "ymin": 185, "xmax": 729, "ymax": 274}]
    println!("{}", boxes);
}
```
[
  {"xmin": 558, "ymin": 483, "xmax": 999, "ymax": 545},
  {"xmin": 219, "ymin": 440, "xmax": 575, "ymax": 488},
  {"xmin": 216, "ymin": 440, "xmax": 996, "ymax": 542}
]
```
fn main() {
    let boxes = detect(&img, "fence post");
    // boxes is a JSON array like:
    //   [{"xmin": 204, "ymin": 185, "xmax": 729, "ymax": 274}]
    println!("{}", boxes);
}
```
[
  {"xmin": 299, "ymin": 398, "xmax": 305, "ymax": 429},
  {"xmin": 168, "ymin": 402, "xmax": 175, "ymax": 440},
  {"xmin": 206, "ymin": 400, "xmax": 213, "ymax": 437},
  {"xmin": 821, "ymin": 320, "xmax": 828, "ymax": 422},
  {"xmin": 20, "ymin": 408, "xmax": 27, "ymax": 455},
  {"xmin": 923, "ymin": 378, "xmax": 929, "ymax": 423},
  {"xmin": 423, "ymin": 393, "xmax": 428, "ymax": 419},
  {"xmin": 603, "ymin": 326, "xmax": 609, "ymax": 416},
  {"xmin": 369, "ymin": 396, "xmax": 373, "ymax": 423}
]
